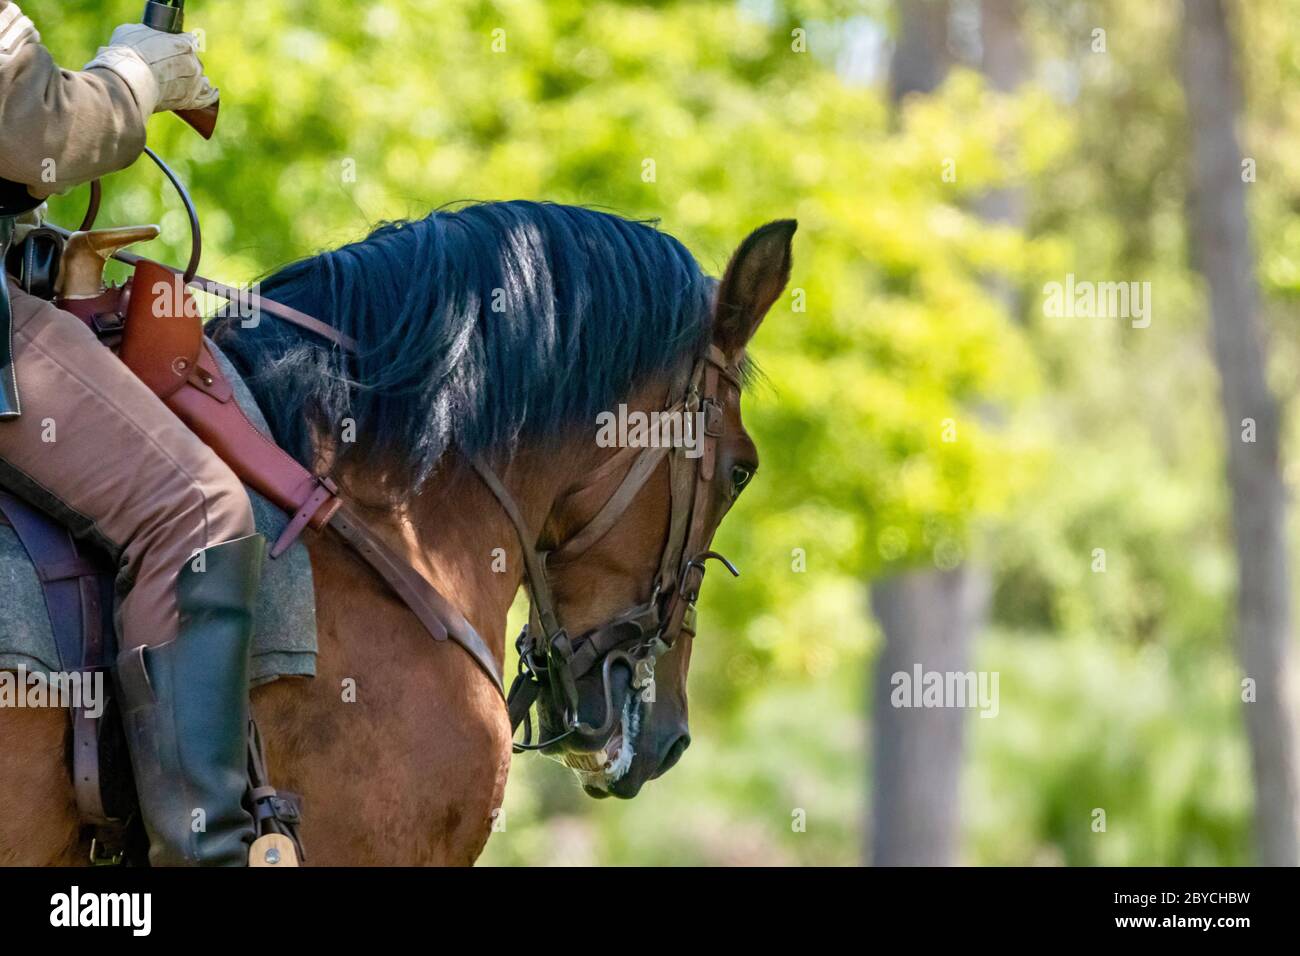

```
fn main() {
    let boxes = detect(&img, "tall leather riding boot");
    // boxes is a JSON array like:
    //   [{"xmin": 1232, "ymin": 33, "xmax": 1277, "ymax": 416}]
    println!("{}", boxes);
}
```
[{"xmin": 114, "ymin": 534, "xmax": 264, "ymax": 866}]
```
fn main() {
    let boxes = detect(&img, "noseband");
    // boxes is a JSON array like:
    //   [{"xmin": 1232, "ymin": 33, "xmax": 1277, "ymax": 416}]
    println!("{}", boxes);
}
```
[{"xmin": 472, "ymin": 343, "xmax": 742, "ymax": 753}]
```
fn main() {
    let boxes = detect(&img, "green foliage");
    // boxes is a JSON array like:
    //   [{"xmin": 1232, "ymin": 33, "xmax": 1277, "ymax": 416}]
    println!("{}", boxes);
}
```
[{"xmin": 966, "ymin": 631, "xmax": 1250, "ymax": 866}]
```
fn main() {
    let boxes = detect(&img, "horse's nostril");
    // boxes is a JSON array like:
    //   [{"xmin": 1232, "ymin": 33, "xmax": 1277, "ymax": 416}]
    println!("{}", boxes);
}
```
[{"xmin": 656, "ymin": 733, "xmax": 691, "ymax": 777}]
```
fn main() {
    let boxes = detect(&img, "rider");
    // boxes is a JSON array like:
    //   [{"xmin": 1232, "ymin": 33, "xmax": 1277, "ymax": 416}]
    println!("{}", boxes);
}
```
[{"xmin": 0, "ymin": 2, "xmax": 260, "ymax": 865}]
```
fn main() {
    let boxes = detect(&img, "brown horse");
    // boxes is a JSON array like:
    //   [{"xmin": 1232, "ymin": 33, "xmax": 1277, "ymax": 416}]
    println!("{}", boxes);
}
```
[{"xmin": 0, "ymin": 205, "xmax": 794, "ymax": 865}]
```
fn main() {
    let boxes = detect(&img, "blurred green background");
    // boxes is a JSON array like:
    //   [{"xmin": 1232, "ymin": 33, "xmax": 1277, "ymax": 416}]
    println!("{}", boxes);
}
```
[{"xmin": 33, "ymin": 0, "xmax": 1300, "ymax": 865}]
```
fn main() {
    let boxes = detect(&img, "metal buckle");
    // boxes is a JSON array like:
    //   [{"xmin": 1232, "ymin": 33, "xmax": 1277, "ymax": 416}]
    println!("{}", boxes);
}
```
[
  {"xmin": 90, "ymin": 305, "xmax": 127, "ymax": 337},
  {"xmin": 681, "ymin": 603, "xmax": 698, "ymax": 636},
  {"xmin": 89, "ymin": 836, "xmax": 124, "ymax": 867},
  {"xmin": 515, "ymin": 626, "xmax": 548, "ymax": 678},
  {"xmin": 684, "ymin": 383, "xmax": 701, "ymax": 415},
  {"xmin": 632, "ymin": 655, "xmax": 656, "ymax": 690}
]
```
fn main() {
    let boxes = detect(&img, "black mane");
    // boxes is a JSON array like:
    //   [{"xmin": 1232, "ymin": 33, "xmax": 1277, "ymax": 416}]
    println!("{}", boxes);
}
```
[{"xmin": 212, "ymin": 201, "xmax": 714, "ymax": 496}]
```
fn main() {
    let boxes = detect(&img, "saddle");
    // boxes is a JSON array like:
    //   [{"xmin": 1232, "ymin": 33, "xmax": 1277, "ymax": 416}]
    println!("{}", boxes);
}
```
[{"xmin": 0, "ymin": 222, "xmax": 505, "ymax": 864}]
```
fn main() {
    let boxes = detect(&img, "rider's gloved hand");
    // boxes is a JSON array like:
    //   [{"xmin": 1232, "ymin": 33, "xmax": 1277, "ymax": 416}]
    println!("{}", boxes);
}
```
[
  {"xmin": 83, "ymin": 23, "xmax": 217, "ymax": 117},
  {"xmin": 0, "ymin": 3, "xmax": 40, "ymax": 59}
]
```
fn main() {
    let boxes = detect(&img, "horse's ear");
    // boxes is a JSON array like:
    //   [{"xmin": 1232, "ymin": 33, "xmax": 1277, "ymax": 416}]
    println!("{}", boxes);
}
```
[{"xmin": 712, "ymin": 219, "xmax": 797, "ymax": 354}]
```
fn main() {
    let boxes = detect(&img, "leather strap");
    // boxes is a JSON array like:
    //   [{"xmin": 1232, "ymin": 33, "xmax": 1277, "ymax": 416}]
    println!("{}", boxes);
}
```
[
  {"xmin": 247, "ymin": 718, "xmax": 306, "ymax": 862},
  {"xmin": 551, "ymin": 444, "xmax": 670, "ymax": 563},
  {"xmin": 0, "ymin": 490, "xmax": 116, "ymax": 824},
  {"xmin": 651, "ymin": 358, "xmax": 702, "ymax": 601},
  {"xmin": 72, "ymin": 572, "xmax": 110, "ymax": 824},
  {"xmin": 567, "ymin": 603, "xmax": 661, "ymax": 679},
  {"xmin": 270, "ymin": 477, "xmax": 340, "ymax": 558},
  {"xmin": 506, "ymin": 674, "xmax": 541, "ymax": 734},
  {"xmin": 0, "ymin": 491, "xmax": 111, "ymax": 674},
  {"xmin": 208, "ymin": 281, "xmax": 358, "ymax": 353},
  {"xmin": 329, "ymin": 505, "xmax": 503, "ymax": 694},
  {"xmin": 166, "ymin": 342, "xmax": 344, "ymax": 538},
  {"xmin": 658, "ymin": 345, "xmax": 736, "ymax": 640},
  {"xmin": 469, "ymin": 457, "xmax": 562, "ymax": 639}
]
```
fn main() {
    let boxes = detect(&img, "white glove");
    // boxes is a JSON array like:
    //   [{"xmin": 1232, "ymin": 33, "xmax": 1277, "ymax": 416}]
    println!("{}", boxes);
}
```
[
  {"xmin": 84, "ymin": 23, "xmax": 218, "ymax": 116},
  {"xmin": 13, "ymin": 201, "xmax": 47, "ymax": 244},
  {"xmin": 0, "ymin": 2, "xmax": 40, "ymax": 60}
]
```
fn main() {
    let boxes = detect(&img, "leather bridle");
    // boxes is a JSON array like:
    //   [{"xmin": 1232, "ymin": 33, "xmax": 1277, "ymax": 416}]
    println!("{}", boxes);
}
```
[{"xmin": 472, "ymin": 343, "xmax": 742, "ymax": 753}]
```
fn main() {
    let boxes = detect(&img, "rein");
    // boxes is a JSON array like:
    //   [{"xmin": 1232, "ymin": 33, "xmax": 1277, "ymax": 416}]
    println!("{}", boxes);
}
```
[{"xmin": 472, "ymin": 344, "xmax": 742, "ymax": 753}]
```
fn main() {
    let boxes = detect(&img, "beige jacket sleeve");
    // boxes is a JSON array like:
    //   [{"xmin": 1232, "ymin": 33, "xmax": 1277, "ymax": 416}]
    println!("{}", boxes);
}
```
[{"xmin": 0, "ymin": 0, "xmax": 147, "ymax": 196}]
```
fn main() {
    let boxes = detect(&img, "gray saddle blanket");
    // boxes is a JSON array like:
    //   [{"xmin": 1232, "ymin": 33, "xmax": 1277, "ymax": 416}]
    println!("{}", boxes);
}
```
[{"xmin": 0, "ymin": 341, "xmax": 318, "ymax": 685}]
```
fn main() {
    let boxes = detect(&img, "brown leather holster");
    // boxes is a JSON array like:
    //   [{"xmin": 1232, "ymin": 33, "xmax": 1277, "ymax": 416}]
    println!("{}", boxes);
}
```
[
  {"xmin": 120, "ymin": 259, "xmax": 203, "ymax": 400},
  {"xmin": 114, "ymin": 260, "xmax": 341, "ymax": 555}
]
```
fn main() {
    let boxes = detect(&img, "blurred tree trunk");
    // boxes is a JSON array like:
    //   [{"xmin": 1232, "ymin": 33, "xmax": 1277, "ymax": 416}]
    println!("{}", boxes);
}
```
[
  {"xmin": 870, "ymin": 0, "xmax": 1027, "ymax": 869},
  {"xmin": 1182, "ymin": 0, "xmax": 1300, "ymax": 866},
  {"xmin": 975, "ymin": 0, "xmax": 1026, "ymax": 312},
  {"xmin": 889, "ymin": 0, "xmax": 951, "ymax": 104},
  {"xmin": 870, "ymin": 569, "xmax": 990, "ymax": 864},
  {"xmin": 872, "ymin": 0, "xmax": 960, "ymax": 867},
  {"xmin": 978, "ymin": 0, "xmax": 1025, "ymax": 93}
]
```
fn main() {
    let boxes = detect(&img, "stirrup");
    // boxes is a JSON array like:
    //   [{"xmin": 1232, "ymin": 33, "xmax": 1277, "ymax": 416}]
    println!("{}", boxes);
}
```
[{"xmin": 246, "ymin": 718, "xmax": 304, "ymax": 866}]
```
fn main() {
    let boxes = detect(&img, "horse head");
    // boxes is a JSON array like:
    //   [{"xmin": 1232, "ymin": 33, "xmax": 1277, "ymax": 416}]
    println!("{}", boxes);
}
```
[{"xmin": 519, "ymin": 219, "xmax": 796, "ymax": 797}]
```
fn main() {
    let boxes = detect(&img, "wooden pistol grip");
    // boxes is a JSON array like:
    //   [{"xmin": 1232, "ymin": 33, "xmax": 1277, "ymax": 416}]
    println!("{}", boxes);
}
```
[
  {"xmin": 57, "ymin": 224, "xmax": 161, "ymax": 299},
  {"xmin": 175, "ymin": 99, "xmax": 219, "ymax": 140}
]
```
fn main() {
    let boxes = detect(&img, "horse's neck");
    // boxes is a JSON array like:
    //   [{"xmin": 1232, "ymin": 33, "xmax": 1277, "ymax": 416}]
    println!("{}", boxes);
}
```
[
  {"xmin": 332, "ymin": 372, "xmax": 672, "ymax": 653},
  {"xmin": 404, "ymin": 378, "xmax": 672, "ymax": 641},
  {"xmin": 266, "ymin": 448, "xmax": 586, "ymax": 863},
  {"xmin": 385, "ymin": 447, "xmax": 583, "ymax": 654}
]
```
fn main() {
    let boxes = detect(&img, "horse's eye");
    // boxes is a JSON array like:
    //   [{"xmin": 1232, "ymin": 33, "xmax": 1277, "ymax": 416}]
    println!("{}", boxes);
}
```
[{"xmin": 731, "ymin": 465, "xmax": 754, "ymax": 495}]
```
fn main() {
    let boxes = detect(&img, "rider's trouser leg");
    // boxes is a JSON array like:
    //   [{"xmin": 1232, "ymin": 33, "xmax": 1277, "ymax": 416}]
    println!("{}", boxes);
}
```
[{"xmin": 0, "ymin": 281, "xmax": 259, "ymax": 865}]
